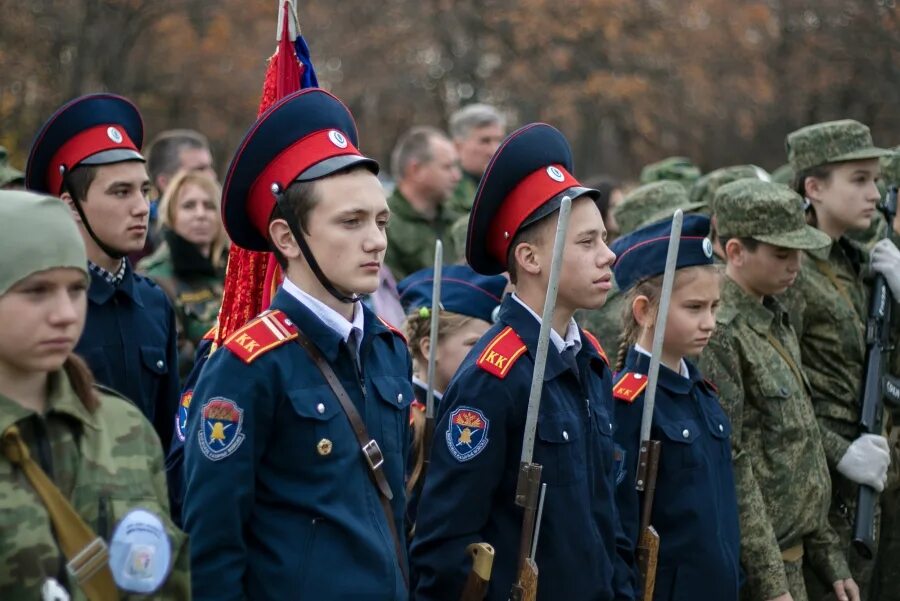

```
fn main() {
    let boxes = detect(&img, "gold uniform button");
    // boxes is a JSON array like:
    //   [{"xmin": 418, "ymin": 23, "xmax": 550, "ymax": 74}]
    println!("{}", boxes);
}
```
[{"xmin": 316, "ymin": 439, "xmax": 333, "ymax": 456}]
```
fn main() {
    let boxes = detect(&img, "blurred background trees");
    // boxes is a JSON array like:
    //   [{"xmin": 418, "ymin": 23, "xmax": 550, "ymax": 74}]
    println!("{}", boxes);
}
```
[{"xmin": 1, "ymin": 0, "xmax": 897, "ymax": 180}]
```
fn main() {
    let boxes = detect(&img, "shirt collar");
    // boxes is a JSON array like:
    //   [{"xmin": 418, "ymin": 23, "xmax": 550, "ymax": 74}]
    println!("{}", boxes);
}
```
[
  {"xmin": 88, "ymin": 259, "xmax": 127, "ymax": 287},
  {"xmin": 510, "ymin": 292, "xmax": 581, "ymax": 355},
  {"xmin": 282, "ymin": 278, "xmax": 364, "ymax": 355},
  {"xmin": 633, "ymin": 342, "xmax": 689, "ymax": 378}
]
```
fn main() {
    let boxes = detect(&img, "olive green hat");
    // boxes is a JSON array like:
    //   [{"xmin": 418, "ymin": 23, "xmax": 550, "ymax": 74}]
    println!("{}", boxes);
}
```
[
  {"xmin": 613, "ymin": 181, "xmax": 706, "ymax": 236},
  {"xmin": 639, "ymin": 156, "xmax": 702, "ymax": 188},
  {"xmin": 0, "ymin": 190, "xmax": 87, "ymax": 296},
  {"xmin": 786, "ymin": 119, "xmax": 890, "ymax": 173},
  {"xmin": 691, "ymin": 164, "xmax": 770, "ymax": 214},
  {"xmin": 881, "ymin": 147, "xmax": 900, "ymax": 187},
  {"xmin": 0, "ymin": 147, "xmax": 25, "ymax": 188},
  {"xmin": 714, "ymin": 179, "xmax": 830, "ymax": 250},
  {"xmin": 770, "ymin": 163, "xmax": 794, "ymax": 186}
]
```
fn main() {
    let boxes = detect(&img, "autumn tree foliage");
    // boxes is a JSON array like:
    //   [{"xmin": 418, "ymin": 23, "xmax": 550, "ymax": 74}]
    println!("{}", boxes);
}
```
[{"xmin": 0, "ymin": 0, "xmax": 896, "ymax": 180}]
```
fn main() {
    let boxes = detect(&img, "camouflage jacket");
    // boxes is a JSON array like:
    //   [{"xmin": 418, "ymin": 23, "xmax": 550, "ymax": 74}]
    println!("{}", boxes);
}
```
[
  {"xmin": 700, "ymin": 277, "xmax": 849, "ymax": 598},
  {"xmin": 576, "ymin": 282, "xmax": 625, "ymax": 359},
  {"xmin": 446, "ymin": 171, "xmax": 479, "ymax": 216},
  {"xmin": 0, "ymin": 371, "xmax": 190, "ymax": 599},
  {"xmin": 385, "ymin": 188, "xmax": 461, "ymax": 280},
  {"xmin": 794, "ymin": 238, "xmax": 870, "ymax": 467}
]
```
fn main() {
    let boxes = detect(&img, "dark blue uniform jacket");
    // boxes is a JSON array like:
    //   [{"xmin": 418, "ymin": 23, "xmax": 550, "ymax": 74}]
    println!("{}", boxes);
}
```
[
  {"xmin": 411, "ymin": 296, "xmax": 637, "ymax": 601},
  {"xmin": 182, "ymin": 288, "xmax": 413, "ymax": 601},
  {"xmin": 613, "ymin": 347, "xmax": 741, "ymax": 601},
  {"xmin": 76, "ymin": 262, "xmax": 179, "ymax": 450}
]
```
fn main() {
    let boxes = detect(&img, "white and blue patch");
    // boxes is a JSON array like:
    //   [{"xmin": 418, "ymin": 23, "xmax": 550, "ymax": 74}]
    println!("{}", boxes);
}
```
[
  {"xmin": 614, "ymin": 443, "xmax": 627, "ymax": 486},
  {"xmin": 198, "ymin": 397, "xmax": 245, "ymax": 461},
  {"xmin": 174, "ymin": 391, "xmax": 192, "ymax": 442},
  {"xmin": 446, "ymin": 407, "xmax": 490, "ymax": 462},
  {"xmin": 108, "ymin": 509, "xmax": 172, "ymax": 593}
]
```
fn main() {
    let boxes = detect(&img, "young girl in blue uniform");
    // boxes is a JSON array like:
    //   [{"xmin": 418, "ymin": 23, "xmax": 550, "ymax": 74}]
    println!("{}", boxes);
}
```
[{"xmin": 610, "ymin": 214, "xmax": 741, "ymax": 600}]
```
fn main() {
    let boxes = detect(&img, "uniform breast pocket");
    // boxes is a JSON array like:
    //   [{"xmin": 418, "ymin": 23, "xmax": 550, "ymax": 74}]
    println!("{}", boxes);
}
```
[
  {"xmin": 537, "ymin": 413, "xmax": 582, "ymax": 485},
  {"xmin": 371, "ymin": 375, "xmax": 413, "ymax": 455},
  {"xmin": 287, "ymin": 387, "xmax": 345, "ymax": 460},
  {"xmin": 659, "ymin": 420, "xmax": 702, "ymax": 471},
  {"xmin": 704, "ymin": 411, "xmax": 732, "ymax": 462}
]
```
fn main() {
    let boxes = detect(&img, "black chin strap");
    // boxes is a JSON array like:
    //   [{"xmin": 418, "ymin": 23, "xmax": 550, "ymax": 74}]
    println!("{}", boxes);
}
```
[
  {"xmin": 61, "ymin": 168, "xmax": 129, "ymax": 260},
  {"xmin": 273, "ymin": 188, "xmax": 361, "ymax": 305}
]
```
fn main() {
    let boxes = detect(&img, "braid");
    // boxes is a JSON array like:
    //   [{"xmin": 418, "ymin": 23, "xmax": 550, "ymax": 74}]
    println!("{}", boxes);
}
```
[{"xmin": 615, "ymin": 275, "xmax": 665, "ymax": 372}]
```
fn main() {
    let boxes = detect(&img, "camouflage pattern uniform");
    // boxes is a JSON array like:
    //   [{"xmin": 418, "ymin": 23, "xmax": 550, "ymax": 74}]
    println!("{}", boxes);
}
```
[
  {"xmin": 0, "ymin": 371, "xmax": 190, "ymax": 599},
  {"xmin": 786, "ymin": 120, "xmax": 894, "ymax": 599},
  {"xmin": 385, "ymin": 187, "xmax": 461, "ymax": 280},
  {"xmin": 692, "ymin": 164, "xmax": 771, "ymax": 215},
  {"xmin": 700, "ymin": 180, "xmax": 847, "ymax": 601},
  {"xmin": 578, "ymin": 181, "xmax": 705, "ymax": 351},
  {"xmin": 638, "ymin": 155, "xmax": 702, "ymax": 188}
]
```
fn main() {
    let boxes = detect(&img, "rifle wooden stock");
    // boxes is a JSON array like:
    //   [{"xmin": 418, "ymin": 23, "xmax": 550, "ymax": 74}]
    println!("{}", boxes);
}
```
[
  {"xmin": 852, "ymin": 186, "xmax": 896, "ymax": 560},
  {"xmin": 459, "ymin": 542, "xmax": 495, "ymax": 601},
  {"xmin": 510, "ymin": 462, "xmax": 543, "ymax": 601},
  {"xmin": 635, "ymin": 440, "xmax": 662, "ymax": 600}
]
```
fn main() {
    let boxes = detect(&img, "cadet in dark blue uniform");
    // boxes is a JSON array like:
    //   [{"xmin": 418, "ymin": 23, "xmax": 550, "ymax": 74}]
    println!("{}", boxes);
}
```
[
  {"xmin": 181, "ymin": 89, "xmax": 412, "ymax": 600},
  {"xmin": 25, "ymin": 94, "xmax": 180, "ymax": 450},
  {"xmin": 609, "ymin": 215, "xmax": 741, "ymax": 600},
  {"xmin": 411, "ymin": 123, "xmax": 637, "ymax": 600},
  {"xmin": 397, "ymin": 264, "xmax": 507, "ymax": 528}
]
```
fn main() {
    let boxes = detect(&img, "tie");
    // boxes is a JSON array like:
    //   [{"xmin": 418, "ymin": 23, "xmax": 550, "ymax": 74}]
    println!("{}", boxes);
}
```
[{"xmin": 2, "ymin": 425, "xmax": 118, "ymax": 600}]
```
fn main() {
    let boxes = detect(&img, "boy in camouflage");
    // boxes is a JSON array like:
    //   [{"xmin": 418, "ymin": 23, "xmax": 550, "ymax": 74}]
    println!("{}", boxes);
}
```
[
  {"xmin": 700, "ymin": 179, "xmax": 859, "ymax": 601},
  {"xmin": 786, "ymin": 120, "xmax": 898, "ymax": 600}
]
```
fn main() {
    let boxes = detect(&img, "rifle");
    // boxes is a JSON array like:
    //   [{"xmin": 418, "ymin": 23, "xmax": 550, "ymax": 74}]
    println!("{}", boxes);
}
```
[
  {"xmin": 459, "ymin": 542, "xmax": 496, "ymax": 601},
  {"xmin": 509, "ymin": 196, "xmax": 574, "ymax": 601},
  {"xmin": 634, "ymin": 209, "xmax": 684, "ymax": 599},
  {"xmin": 852, "ymin": 185, "xmax": 900, "ymax": 559}
]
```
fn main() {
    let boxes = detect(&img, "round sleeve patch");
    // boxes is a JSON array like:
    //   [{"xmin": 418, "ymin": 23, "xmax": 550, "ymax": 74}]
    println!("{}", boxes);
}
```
[
  {"xmin": 445, "ymin": 407, "xmax": 490, "ymax": 462},
  {"xmin": 108, "ymin": 509, "xmax": 172, "ymax": 593}
]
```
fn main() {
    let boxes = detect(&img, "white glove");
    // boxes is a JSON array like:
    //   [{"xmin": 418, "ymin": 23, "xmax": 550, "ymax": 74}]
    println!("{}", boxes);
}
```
[
  {"xmin": 837, "ymin": 434, "xmax": 891, "ymax": 492},
  {"xmin": 871, "ymin": 239, "xmax": 900, "ymax": 299}
]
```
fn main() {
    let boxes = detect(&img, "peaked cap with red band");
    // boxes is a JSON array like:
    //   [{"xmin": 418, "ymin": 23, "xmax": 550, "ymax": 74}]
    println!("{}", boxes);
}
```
[
  {"xmin": 26, "ymin": 94, "xmax": 144, "ymax": 196},
  {"xmin": 466, "ymin": 123, "xmax": 599, "ymax": 275},
  {"xmin": 222, "ymin": 88, "xmax": 379, "ymax": 252}
]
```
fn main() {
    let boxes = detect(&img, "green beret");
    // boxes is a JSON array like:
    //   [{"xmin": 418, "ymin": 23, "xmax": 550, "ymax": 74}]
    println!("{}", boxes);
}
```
[
  {"xmin": 714, "ymin": 179, "xmax": 829, "ymax": 250},
  {"xmin": 786, "ymin": 120, "xmax": 889, "ymax": 173},
  {"xmin": 0, "ymin": 190, "xmax": 87, "ymax": 296}
]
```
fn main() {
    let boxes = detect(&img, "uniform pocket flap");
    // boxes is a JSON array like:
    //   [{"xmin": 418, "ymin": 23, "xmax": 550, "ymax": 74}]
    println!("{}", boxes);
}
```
[
  {"xmin": 537, "ymin": 414, "xmax": 578, "ymax": 444},
  {"xmin": 288, "ymin": 387, "xmax": 342, "ymax": 421},
  {"xmin": 706, "ymin": 414, "xmax": 732, "ymax": 439},
  {"xmin": 140, "ymin": 345, "xmax": 167, "ymax": 374},
  {"xmin": 371, "ymin": 375, "xmax": 414, "ymax": 411},
  {"xmin": 659, "ymin": 420, "xmax": 699, "ymax": 444}
]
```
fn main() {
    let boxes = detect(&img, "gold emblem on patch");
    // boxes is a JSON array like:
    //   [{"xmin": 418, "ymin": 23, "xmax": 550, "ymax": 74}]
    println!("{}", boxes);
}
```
[{"xmin": 316, "ymin": 438, "xmax": 333, "ymax": 456}]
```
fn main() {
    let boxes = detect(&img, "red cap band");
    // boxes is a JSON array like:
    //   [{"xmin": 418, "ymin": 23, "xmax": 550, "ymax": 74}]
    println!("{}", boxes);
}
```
[
  {"xmin": 246, "ymin": 128, "xmax": 363, "ymax": 239},
  {"xmin": 47, "ymin": 124, "xmax": 139, "ymax": 195},
  {"xmin": 487, "ymin": 164, "xmax": 577, "ymax": 263}
]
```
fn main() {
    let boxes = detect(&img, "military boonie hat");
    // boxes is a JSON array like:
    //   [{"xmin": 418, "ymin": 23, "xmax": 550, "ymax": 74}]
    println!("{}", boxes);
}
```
[
  {"xmin": 691, "ymin": 165, "xmax": 770, "ymax": 214},
  {"xmin": 639, "ymin": 156, "xmax": 702, "ymax": 187},
  {"xmin": 0, "ymin": 147, "xmax": 24, "ymax": 188},
  {"xmin": 786, "ymin": 119, "xmax": 890, "ymax": 173},
  {"xmin": 466, "ymin": 123, "xmax": 599, "ymax": 275},
  {"xmin": 613, "ymin": 181, "xmax": 705, "ymax": 236},
  {"xmin": 714, "ymin": 179, "xmax": 830, "ymax": 250},
  {"xmin": 398, "ymin": 264, "xmax": 507, "ymax": 324},
  {"xmin": 221, "ymin": 88, "xmax": 379, "ymax": 251},
  {"xmin": 26, "ymin": 94, "xmax": 144, "ymax": 196},
  {"xmin": 611, "ymin": 214, "xmax": 715, "ymax": 291}
]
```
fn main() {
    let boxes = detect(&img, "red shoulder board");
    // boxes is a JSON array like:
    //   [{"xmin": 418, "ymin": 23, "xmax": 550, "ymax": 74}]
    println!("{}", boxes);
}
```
[
  {"xmin": 378, "ymin": 316, "xmax": 407, "ymax": 344},
  {"xmin": 613, "ymin": 372, "xmax": 648, "ymax": 403},
  {"xmin": 476, "ymin": 326, "xmax": 528, "ymax": 379},
  {"xmin": 201, "ymin": 326, "xmax": 217, "ymax": 341},
  {"xmin": 704, "ymin": 378, "xmax": 718, "ymax": 393},
  {"xmin": 581, "ymin": 329, "xmax": 609, "ymax": 365},
  {"xmin": 223, "ymin": 310, "xmax": 298, "ymax": 364}
]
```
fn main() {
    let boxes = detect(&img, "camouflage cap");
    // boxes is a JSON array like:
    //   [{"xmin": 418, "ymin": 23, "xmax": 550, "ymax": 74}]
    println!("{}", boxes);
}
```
[
  {"xmin": 613, "ymin": 181, "xmax": 706, "ymax": 235},
  {"xmin": 786, "ymin": 120, "xmax": 890, "ymax": 173},
  {"xmin": 714, "ymin": 179, "xmax": 830, "ymax": 250},
  {"xmin": 691, "ymin": 164, "xmax": 770, "ymax": 214},
  {"xmin": 881, "ymin": 147, "xmax": 900, "ymax": 187},
  {"xmin": 639, "ymin": 156, "xmax": 702, "ymax": 187},
  {"xmin": 769, "ymin": 163, "xmax": 794, "ymax": 186},
  {"xmin": 0, "ymin": 146, "xmax": 24, "ymax": 188}
]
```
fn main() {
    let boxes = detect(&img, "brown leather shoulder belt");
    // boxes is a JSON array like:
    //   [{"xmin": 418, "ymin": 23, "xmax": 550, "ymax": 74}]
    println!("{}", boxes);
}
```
[{"xmin": 293, "ymin": 329, "xmax": 409, "ymax": 587}]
